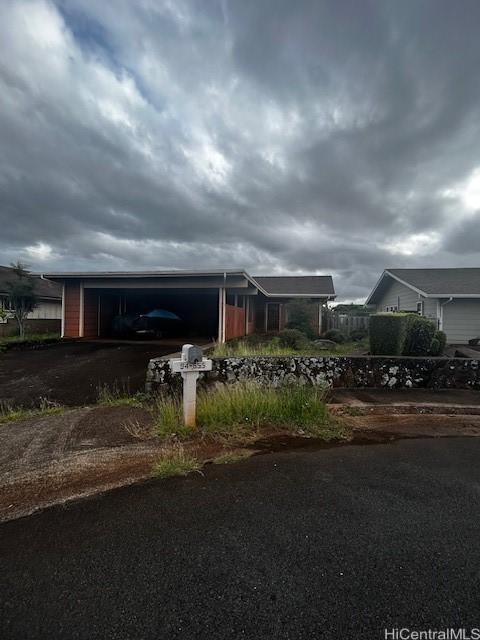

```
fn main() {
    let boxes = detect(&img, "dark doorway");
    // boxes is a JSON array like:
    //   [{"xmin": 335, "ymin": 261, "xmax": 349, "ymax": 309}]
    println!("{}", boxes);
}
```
[{"xmin": 266, "ymin": 303, "xmax": 280, "ymax": 332}]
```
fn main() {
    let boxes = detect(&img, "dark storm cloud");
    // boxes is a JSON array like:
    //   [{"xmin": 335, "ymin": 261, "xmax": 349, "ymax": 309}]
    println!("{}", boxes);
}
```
[{"xmin": 1, "ymin": 0, "xmax": 480, "ymax": 300}]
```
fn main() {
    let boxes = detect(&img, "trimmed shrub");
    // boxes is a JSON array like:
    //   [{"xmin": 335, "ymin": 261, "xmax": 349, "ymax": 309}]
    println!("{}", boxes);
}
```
[
  {"xmin": 349, "ymin": 327, "xmax": 368, "ymax": 342},
  {"xmin": 429, "ymin": 330, "xmax": 447, "ymax": 356},
  {"xmin": 323, "ymin": 329, "xmax": 347, "ymax": 344},
  {"xmin": 278, "ymin": 329, "xmax": 308, "ymax": 350},
  {"xmin": 403, "ymin": 316, "xmax": 436, "ymax": 356},
  {"xmin": 369, "ymin": 313, "xmax": 408, "ymax": 355}
]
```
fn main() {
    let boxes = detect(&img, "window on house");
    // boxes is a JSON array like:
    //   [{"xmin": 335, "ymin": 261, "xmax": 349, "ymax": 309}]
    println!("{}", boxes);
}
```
[{"xmin": 417, "ymin": 301, "xmax": 424, "ymax": 315}]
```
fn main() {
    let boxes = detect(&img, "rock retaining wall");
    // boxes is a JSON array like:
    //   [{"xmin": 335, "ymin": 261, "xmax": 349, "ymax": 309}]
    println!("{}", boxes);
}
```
[{"xmin": 146, "ymin": 355, "xmax": 480, "ymax": 392}]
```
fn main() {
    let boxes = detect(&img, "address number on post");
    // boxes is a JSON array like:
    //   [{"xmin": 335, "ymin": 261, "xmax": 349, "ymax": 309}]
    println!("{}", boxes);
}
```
[{"xmin": 170, "ymin": 359, "xmax": 213, "ymax": 373}]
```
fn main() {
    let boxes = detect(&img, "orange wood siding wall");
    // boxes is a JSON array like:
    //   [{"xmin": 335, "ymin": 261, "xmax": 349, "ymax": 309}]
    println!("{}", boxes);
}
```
[
  {"xmin": 64, "ymin": 281, "xmax": 80, "ymax": 337},
  {"xmin": 83, "ymin": 289, "xmax": 98, "ymax": 338},
  {"xmin": 225, "ymin": 304, "xmax": 246, "ymax": 340}
]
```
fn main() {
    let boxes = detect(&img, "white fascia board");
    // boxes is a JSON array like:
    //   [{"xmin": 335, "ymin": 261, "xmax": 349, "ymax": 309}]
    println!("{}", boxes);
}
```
[
  {"xmin": 428, "ymin": 293, "xmax": 480, "ymax": 298},
  {"xmin": 365, "ymin": 270, "xmax": 391, "ymax": 305}
]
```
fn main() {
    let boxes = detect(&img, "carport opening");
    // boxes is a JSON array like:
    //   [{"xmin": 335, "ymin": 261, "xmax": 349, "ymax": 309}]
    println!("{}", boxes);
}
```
[{"xmin": 86, "ymin": 288, "xmax": 219, "ymax": 341}]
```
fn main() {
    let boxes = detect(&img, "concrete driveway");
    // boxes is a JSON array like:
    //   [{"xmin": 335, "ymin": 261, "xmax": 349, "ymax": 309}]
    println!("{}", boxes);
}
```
[{"xmin": 2, "ymin": 438, "xmax": 480, "ymax": 639}]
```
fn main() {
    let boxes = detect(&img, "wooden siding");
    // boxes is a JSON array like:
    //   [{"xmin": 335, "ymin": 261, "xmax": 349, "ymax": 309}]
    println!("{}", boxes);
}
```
[
  {"xmin": 423, "ymin": 298, "xmax": 438, "ymax": 323},
  {"xmin": 375, "ymin": 278, "xmax": 419, "ymax": 312},
  {"xmin": 83, "ymin": 289, "xmax": 99, "ymax": 338},
  {"xmin": 64, "ymin": 281, "xmax": 80, "ymax": 337},
  {"xmin": 442, "ymin": 299, "xmax": 480, "ymax": 344},
  {"xmin": 225, "ymin": 304, "xmax": 246, "ymax": 340}
]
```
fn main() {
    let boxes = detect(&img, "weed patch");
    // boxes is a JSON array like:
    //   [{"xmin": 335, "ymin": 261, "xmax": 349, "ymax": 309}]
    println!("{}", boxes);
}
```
[
  {"xmin": 0, "ymin": 398, "xmax": 64, "ymax": 424},
  {"xmin": 97, "ymin": 384, "xmax": 149, "ymax": 408},
  {"xmin": 213, "ymin": 450, "xmax": 253, "ymax": 464},
  {"xmin": 210, "ymin": 337, "xmax": 368, "ymax": 357},
  {"xmin": 154, "ymin": 383, "xmax": 346, "ymax": 443},
  {"xmin": 153, "ymin": 444, "xmax": 202, "ymax": 479}
]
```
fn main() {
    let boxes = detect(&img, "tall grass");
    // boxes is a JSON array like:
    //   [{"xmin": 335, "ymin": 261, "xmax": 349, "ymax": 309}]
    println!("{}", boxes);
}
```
[
  {"xmin": 154, "ymin": 383, "xmax": 342, "ymax": 441},
  {"xmin": 211, "ymin": 337, "xmax": 368, "ymax": 357}
]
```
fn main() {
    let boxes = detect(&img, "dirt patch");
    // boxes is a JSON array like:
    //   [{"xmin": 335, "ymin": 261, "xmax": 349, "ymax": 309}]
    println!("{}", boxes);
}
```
[
  {"xmin": 4, "ymin": 397, "xmax": 480, "ymax": 523},
  {"xmin": 0, "ymin": 341, "xmax": 181, "ymax": 407},
  {"xmin": 0, "ymin": 405, "xmax": 233, "ymax": 522}
]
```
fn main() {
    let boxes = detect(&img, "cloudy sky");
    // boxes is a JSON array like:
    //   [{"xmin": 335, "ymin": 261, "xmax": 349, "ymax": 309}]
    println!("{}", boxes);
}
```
[{"xmin": 1, "ymin": 0, "xmax": 480, "ymax": 301}]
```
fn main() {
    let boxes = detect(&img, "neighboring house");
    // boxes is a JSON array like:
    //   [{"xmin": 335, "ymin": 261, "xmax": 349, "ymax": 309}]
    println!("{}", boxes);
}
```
[
  {"xmin": 0, "ymin": 265, "xmax": 62, "ymax": 337},
  {"xmin": 366, "ymin": 268, "xmax": 480, "ymax": 344},
  {"xmin": 43, "ymin": 270, "xmax": 336, "ymax": 342}
]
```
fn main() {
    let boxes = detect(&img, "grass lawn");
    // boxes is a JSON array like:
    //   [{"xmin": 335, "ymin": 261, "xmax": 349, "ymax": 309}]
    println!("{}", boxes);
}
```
[{"xmin": 0, "ymin": 332, "xmax": 61, "ymax": 352}]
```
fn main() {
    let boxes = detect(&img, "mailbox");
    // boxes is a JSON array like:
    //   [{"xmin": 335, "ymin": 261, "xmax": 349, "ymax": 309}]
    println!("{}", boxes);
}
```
[
  {"xmin": 181, "ymin": 344, "xmax": 203, "ymax": 364},
  {"xmin": 170, "ymin": 344, "xmax": 213, "ymax": 427}
]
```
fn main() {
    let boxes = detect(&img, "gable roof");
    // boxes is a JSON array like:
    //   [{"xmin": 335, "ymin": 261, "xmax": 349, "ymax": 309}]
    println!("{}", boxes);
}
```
[
  {"xmin": 0, "ymin": 266, "xmax": 61, "ymax": 300},
  {"xmin": 366, "ymin": 268, "xmax": 480, "ymax": 304},
  {"xmin": 252, "ymin": 275, "xmax": 335, "ymax": 298}
]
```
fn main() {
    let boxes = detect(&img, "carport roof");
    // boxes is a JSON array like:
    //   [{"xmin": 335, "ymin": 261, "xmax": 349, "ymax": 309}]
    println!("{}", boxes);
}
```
[{"xmin": 43, "ymin": 269, "xmax": 336, "ymax": 298}]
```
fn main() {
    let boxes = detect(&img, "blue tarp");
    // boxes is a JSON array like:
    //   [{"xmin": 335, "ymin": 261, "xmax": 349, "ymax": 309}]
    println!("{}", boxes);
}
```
[{"xmin": 141, "ymin": 309, "xmax": 181, "ymax": 320}]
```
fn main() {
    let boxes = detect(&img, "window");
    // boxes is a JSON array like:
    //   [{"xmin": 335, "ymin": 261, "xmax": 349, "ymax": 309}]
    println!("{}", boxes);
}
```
[
  {"xmin": 416, "ymin": 301, "xmax": 424, "ymax": 315},
  {"xmin": 0, "ymin": 296, "xmax": 13, "ymax": 312}
]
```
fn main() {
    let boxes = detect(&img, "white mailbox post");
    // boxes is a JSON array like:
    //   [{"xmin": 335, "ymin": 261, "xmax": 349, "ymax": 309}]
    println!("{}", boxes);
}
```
[{"xmin": 169, "ymin": 344, "xmax": 212, "ymax": 427}]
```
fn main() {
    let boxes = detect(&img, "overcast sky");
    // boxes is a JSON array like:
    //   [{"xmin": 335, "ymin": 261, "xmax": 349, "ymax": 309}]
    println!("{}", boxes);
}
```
[{"xmin": 1, "ymin": 0, "xmax": 480, "ymax": 301}]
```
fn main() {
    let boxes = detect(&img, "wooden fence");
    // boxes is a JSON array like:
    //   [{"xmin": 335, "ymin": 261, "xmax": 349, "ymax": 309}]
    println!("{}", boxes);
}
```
[{"xmin": 324, "ymin": 312, "xmax": 369, "ymax": 336}]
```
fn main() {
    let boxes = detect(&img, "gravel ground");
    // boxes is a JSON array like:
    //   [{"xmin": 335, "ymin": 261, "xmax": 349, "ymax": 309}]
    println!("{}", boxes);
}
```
[{"xmin": 2, "ymin": 438, "xmax": 480, "ymax": 639}]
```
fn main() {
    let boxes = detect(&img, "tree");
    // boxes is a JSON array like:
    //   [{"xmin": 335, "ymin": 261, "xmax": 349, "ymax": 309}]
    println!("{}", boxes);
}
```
[
  {"xmin": 5, "ymin": 262, "xmax": 38, "ymax": 339},
  {"xmin": 285, "ymin": 299, "xmax": 316, "ymax": 338}
]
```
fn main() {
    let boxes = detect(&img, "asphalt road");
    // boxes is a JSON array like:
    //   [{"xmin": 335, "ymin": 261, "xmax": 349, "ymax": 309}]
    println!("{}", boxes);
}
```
[{"xmin": 2, "ymin": 438, "xmax": 480, "ymax": 639}]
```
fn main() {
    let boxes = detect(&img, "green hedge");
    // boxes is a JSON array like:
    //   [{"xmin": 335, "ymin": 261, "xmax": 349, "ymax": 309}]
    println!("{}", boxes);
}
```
[
  {"xmin": 369, "ymin": 313, "xmax": 409, "ymax": 355},
  {"xmin": 429, "ymin": 330, "xmax": 447, "ymax": 356},
  {"xmin": 403, "ymin": 316, "xmax": 436, "ymax": 356}
]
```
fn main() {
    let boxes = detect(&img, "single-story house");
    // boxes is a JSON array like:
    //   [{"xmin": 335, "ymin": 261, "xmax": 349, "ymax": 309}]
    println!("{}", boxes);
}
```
[
  {"xmin": 366, "ymin": 268, "xmax": 480, "ymax": 344},
  {"xmin": 43, "ymin": 270, "xmax": 336, "ymax": 342},
  {"xmin": 0, "ymin": 265, "xmax": 62, "ymax": 337}
]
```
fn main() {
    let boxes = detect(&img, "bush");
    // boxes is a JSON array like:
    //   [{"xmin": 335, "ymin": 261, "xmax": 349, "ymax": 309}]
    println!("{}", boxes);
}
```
[
  {"xmin": 349, "ymin": 328, "xmax": 368, "ymax": 342},
  {"xmin": 369, "ymin": 313, "xmax": 408, "ymax": 355},
  {"xmin": 285, "ymin": 300, "xmax": 316, "ymax": 338},
  {"xmin": 278, "ymin": 329, "xmax": 308, "ymax": 350},
  {"xmin": 403, "ymin": 316, "xmax": 436, "ymax": 356},
  {"xmin": 323, "ymin": 329, "xmax": 347, "ymax": 344},
  {"xmin": 429, "ymin": 330, "xmax": 447, "ymax": 356}
]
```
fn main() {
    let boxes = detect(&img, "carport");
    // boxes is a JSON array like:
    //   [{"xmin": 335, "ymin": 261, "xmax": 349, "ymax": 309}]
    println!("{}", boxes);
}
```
[{"xmin": 45, "ymin": 270, "xmax": 258, "ymax": 343}]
